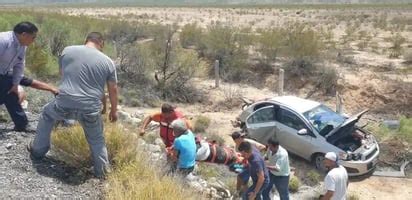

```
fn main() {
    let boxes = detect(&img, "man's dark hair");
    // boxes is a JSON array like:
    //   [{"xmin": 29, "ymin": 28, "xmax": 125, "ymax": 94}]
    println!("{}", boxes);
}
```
[
  {"xmin": 238, "ymin": 141, "xmax": 252, "ymax": 153},
  {"xmin": 161, "ymin": 103, "xmax": 175, "ymax": 114},
  {"xmin": 231, "ymin": 131, "xmax": 244, "ymax": 140},
  {"xmin": 13, "ymin": 22, "xmax": 38, "ymax": 34},
  {"xmin": 267, "ymin": 137, "xmax": 279, "ymax": 146},
  {"xmin": 85, "ymin": 32, "xmax": 104, "ymax": 44}
]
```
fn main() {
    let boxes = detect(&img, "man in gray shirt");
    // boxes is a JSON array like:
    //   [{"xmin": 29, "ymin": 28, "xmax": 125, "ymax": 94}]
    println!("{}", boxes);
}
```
[
  {"xmin": 0, "ymin": 22, "xmax": 38, "ymax": 131},
  {"xmin": 28, "ymin": 32, "xmax": 118, "ymax": 178}
]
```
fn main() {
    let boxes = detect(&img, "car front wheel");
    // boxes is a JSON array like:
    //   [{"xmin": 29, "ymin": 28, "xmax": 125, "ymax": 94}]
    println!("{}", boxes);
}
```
[{"xmin": 313, "ymin": 153, "xmax": 327, "ymax": 172}]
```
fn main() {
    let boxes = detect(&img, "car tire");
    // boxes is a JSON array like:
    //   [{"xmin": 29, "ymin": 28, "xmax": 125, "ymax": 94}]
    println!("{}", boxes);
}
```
[{"xmin": 313, "ymin": 153, "xmax": 327, "ymax": 172}]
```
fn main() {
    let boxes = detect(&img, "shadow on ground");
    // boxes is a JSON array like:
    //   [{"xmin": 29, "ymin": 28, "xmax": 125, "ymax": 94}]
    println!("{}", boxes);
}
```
[{"xmin": 30, "ymin": 156, "xmax": 95, "ymax": 186}]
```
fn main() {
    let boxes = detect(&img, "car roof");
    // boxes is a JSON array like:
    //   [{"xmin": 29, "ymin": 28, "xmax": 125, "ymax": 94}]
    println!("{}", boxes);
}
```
[{"xmin": 270, "ymin": 96, "xmax": 321, "ymax": 114}]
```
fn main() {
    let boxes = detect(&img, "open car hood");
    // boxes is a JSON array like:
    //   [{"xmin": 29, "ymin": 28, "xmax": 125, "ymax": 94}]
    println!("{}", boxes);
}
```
[{"xmin": 325, "ymin": 109, "xmax": 369, "ymax": 139}]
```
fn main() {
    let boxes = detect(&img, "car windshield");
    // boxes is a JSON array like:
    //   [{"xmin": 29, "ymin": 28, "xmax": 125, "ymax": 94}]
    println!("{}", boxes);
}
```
[{"xmin": 303, "ymin": 105, "xmax": 346, "ymax": 134}]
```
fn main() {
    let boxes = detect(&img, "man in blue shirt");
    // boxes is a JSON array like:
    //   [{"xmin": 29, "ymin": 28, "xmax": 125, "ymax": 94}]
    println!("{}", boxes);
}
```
[
  {"xmin": 238, "ymin": 141, "xmax": 270, "ymax": 200},
  {"xmin": 0, "ymin": 22, "xmax": 38, "ymax": 131},
  {"xmin": 171, "ymin": 119, "xmax": 196, "ymax": 176}
]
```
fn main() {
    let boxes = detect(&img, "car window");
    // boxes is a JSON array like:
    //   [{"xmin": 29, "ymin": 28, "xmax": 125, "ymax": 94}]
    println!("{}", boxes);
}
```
[
  {"xmin": 247, "ymin": 106, "xmax": 276, "ymax": 124},
  {"xmin": 278, "ymin": 108, "xmax": 307, "ymax": 131}
]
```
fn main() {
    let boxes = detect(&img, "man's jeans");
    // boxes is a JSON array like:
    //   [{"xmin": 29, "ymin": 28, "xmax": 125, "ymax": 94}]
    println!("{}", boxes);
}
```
[
  {"xmin": 0, "ymin": 75, "xmax": 28, "ymax": 129},
  {"xmin": 242, "ymin": 181, "xmax": 269, "ymax": 200},
  {"xmin": 31, "ymin": 100, "xmax": 110, "ymax": 177},
  {"xmin": 262, "ymin": 173, "xmax": 290, "ymax": 200}
]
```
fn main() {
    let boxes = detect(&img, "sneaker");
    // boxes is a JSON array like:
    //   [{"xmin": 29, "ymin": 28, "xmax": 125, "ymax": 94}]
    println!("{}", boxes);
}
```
[{"xmin": 27, "ymin": 140, "xmax": 43, "ymax": 160}]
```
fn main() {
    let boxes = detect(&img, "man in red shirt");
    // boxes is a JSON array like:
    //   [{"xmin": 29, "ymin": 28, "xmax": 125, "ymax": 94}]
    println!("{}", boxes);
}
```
[{"xmin": 139, "ymin": 103, "xmax": 191, "ymax": 147}]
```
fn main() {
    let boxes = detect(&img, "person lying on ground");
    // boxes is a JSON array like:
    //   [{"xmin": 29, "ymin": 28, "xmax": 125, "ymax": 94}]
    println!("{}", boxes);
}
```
[
  {"xmin": 139, "ymin": 103, "xmax": 192, "ymax": 147},
  {"xmin": 195, "ymin": 135, "xmax": 244, "ymax": 172}
]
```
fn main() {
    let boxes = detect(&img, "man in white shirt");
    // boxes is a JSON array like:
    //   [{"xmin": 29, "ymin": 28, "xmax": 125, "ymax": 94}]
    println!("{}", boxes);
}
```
[
  {"xmin": 262, "ymin": 138, "xmax": 290, "ymax": 200},
  {"xmin": 321, "ymin": 152, "xmax": 348, "ymax": 200}
]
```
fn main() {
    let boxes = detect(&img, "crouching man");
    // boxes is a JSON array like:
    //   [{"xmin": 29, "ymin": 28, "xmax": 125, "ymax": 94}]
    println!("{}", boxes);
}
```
[
  {"xmin": 170, "ymin": 119, "xmax": 196, "ymax": 176},
  {"xmin": 28, "ymin": 32, "xmax": 118, "ymax": 178}
]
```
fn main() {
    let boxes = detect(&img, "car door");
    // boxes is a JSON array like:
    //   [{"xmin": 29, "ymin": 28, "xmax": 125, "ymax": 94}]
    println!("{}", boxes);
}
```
[
  {"xmin": 245, "ymin": 105, "xmax": 278, "ymax": 144},
  {"xmin": 276, "ymin": 107, "xmax": 316, "ymax": 160}
]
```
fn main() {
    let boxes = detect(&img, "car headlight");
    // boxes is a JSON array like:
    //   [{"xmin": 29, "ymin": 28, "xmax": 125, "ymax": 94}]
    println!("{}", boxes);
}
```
[{"xmin": 340, "ymin": 152, "xmax": 361, "ymax": 161}]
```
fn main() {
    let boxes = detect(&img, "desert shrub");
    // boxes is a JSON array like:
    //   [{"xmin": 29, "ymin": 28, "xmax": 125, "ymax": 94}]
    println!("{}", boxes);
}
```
[
  {"xmin": 179, "ymin": 22, "xmax": 203, "ymax": 48},
  {"xmin": 194, "ymin": 115, "xmax": 211, "ymax": 133},
  {"xmin": 283, "ymin": 23, "xmax": 323, "ymax": 59},
  {"xmin": 348, "ymin": 192, "xmax": 360, "ymax": 200},
  {"xmin": 201, "ymin": 23, "xmax": 251, "ymax": 83},
  {"xmin": 26, "ymin": 42, "xmax": 58, "ymax": 77},
  {"xmin": 388, "ymin": 33, "xmax": 406, "ymax": 59},
  {"xmin": 117, "ymin": 43, "xmax": 153, "ymax": 84},
  {"xmin": 41, "ymin": 19, "xmax": 70, "ymax": 56},
  {"xmin": 306, "ymin": 170, "xmax": 321, "ymax": 186},
  {"xmin": 220, "ymin": 85, "xmax": 242, "ymax": 109},
  {"xmin": 289, "ymin": 175, "xmax": 300, "ymax": 193},
  {"xmin": 0, "ymin": 17, "xmax": 11, "ymax": 31},
  {"xmin": 316, "ymin": 66, "xmax": 339, "ymax": 95},
  {"xmin": 403, "ymin": 49, "xmax": 412, "ymax": 64},
  {"xmin": 399, "ymin": 117, "xmax": 412, "ymax": 144},
  {"xmin": 256, "ymin": 28, "xmax": 283, "ymax": 65},
  {"xmin": 285, "ymin": 58, "xmax": 317, "ymax": 78}
]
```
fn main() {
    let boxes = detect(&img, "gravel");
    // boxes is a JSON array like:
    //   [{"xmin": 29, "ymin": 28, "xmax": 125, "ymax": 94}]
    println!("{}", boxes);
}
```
[{"xmin": 0, "ymin": 116, "xmax": 103, "ymax": 199}]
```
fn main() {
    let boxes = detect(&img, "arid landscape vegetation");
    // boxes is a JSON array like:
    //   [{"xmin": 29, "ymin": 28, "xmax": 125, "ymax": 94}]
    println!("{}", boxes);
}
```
[{"xmin": 0, "ymin": 1, "xmax": 411, "ymax": 199}]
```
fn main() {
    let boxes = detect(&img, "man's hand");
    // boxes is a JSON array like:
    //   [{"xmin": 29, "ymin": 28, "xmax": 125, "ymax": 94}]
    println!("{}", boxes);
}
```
[
  {"xmin": 248, "ymin": 191, "xmax": 257, "ymax": 200},
  {"xmin": 139, "ymin": 128, "xmax": 145, "ymax": 136},
  {"xmin": 109, "ymin": 110, "xmax": 118, "ymax": 122},
  {"xmin": 8, "ymin": 84, "xmax": 18, "ymax": 95},
  {"xmin": 51, "ymin": 88, "xmax": 59, "ymax": 96}
]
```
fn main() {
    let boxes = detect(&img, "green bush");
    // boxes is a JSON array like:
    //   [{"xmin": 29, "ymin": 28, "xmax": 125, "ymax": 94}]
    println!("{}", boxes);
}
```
[
  {"xmin": 399, "ymin": 117, "xmax": 412, "ymax": 144},
  {"xmin": 283, "ymin": 22, "xmax": 323, "ymax": 59},
  {"xmin": 180, "ymin": 23, "xmax": 203, "ymax": 48},
  {"xmin": 194, "ymin": 115, "xmax": 211, "ymax": 133},
  {"xmin": 289, "ymin": 175, "xmax": 300, "ymax": 193},
  {"xmin": 306, "ymin": 170, "xmax": 321, "ymax": 185},
  {"xmin": 316, "ymin": 66, "xmax": 339, "ymax": 95},
  {"xmin": 388, "ymin": 33, "xmax": 406, "ymax": 59}
]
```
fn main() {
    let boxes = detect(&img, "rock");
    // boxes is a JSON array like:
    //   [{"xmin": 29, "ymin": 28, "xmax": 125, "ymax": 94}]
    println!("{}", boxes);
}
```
[
  {"xmin": 5, "ymin": 143, "xmax": 15, "ymax": 149},
  {"xmin": 146, "ymin": 144, "xmax": 161, "ymax": 153},
  {"xmin": 154, "ymin": 138, "xmax": 164, "ymax": 146},
  {"xmin": 382, "ymin": 120, "xmax": 400, "ymax": 130},
  {"xmin": 117, "ymin": 111, "xmax": 131, "ymax": 121}
]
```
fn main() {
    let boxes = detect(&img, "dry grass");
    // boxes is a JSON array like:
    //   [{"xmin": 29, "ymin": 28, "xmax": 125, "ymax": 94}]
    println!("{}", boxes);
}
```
[{"xmin": 51, "ymin": 119, "xmax": 197, "ymax": 199}]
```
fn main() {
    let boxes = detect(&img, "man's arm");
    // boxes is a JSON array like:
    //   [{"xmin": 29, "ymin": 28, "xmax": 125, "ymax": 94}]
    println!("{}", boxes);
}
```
[
  {"xmin": 320, "ymin": 191, "xmax": 334, "ymax": 200},
  {"xmin": 249, "ymin": 170, "xmax": 265, "ymax": 200},
  {"xmin": 30, "ymin": 80, "xmax": 59, "ymax": 95},
  {"xmin": 107, "ymin": 81, "xmax": 118, "ymax": 122},
  {"xmin": 139, "ymin": 116, "xmax": 153, "ymax": 136}
]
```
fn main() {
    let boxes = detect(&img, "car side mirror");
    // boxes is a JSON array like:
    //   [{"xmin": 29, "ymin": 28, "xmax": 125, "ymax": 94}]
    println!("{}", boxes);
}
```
[{"xmin": 297, "ymin": 128, "xmax": 308, "ymax": 136}]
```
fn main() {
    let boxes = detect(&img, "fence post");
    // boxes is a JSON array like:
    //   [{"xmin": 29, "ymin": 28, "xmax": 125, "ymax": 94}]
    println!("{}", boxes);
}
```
[
  {"xmin": 279, "ymin": 68, "xmax": 284, "ymax": 96},
  {"xmin": 336, "ymin": 91, "xmax": 342, "ymax": 114},
  {"xmin": 214, "ymin": 60, "xmax": 220, "ymax": 88}
]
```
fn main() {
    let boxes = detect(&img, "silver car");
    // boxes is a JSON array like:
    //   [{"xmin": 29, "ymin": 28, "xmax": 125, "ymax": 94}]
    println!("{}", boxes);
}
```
[{"xmin": 234, "ymin": 96, "xmax": 379, "ymax": 176}]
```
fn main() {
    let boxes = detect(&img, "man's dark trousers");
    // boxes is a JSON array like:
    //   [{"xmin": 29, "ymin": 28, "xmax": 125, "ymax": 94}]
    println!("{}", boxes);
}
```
[{"xmin": 0, "ymin": 75, "xmax": 28, "ymax": 129}]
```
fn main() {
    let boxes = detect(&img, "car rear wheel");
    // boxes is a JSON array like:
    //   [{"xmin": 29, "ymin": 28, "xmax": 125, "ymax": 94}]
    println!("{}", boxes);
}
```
[{"xmin": 313, "ymin": 153, "xmax": 327, "ymax": 172}]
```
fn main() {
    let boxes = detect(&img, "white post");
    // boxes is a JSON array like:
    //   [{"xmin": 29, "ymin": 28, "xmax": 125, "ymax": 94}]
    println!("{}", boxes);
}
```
[
  {"xmin": 279, "ymin": 68, "xmax": 284, "ymax": 96},
  {"xmin": 336, "ymin": 91, "xmax": 342, "ymax": 114},
  {"xmin": 214, "ymin": 60, "xmax": 220, "ymax": 88}
]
